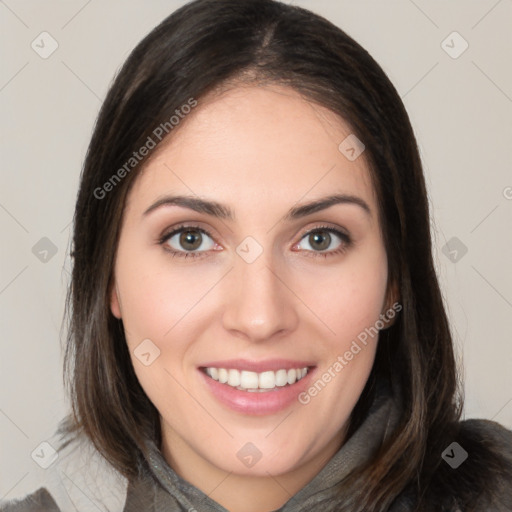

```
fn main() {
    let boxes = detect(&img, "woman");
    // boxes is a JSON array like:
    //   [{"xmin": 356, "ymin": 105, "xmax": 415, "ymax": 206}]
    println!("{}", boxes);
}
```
[{"xmin": 2, "ymin": 0, "xmax": 511, "ymax": 511}]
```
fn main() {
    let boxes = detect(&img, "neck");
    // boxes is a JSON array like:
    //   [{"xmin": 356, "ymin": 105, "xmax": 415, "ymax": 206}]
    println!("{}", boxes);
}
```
[{"xmin": 160, "ymin": 426, "xmax": 347, "ymax": 512}]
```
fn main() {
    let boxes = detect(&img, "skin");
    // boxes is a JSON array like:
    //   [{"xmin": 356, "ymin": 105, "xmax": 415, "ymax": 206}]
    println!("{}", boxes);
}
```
[{"xmin": 110, "ymin": 84, "xmax": 397, "ymax": 512}]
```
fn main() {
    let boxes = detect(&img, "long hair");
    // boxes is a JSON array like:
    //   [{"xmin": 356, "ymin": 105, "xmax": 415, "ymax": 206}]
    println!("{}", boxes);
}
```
[{"xmin": 57, "ymin": 1, "xmax": 507, "ymax": 510}]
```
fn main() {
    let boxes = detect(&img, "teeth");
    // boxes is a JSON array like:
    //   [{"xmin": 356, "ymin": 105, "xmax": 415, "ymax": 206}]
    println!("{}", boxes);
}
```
[
  {"xmin": 204, "ymin": 366, "xmax": 310, "ymax": 391},
  {"xmin": 241, "ymin": 370, "xmax": 259, "ymax": 389},
  {"xmin": 228, "ymin": 369, "xmax": 241, "ymax": 387},
  {"xmin": 258, "ymin": 371, "xmax": 275, "ymax": 389}
]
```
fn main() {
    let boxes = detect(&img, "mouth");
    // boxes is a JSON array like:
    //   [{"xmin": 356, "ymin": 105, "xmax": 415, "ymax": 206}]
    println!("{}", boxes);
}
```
[
  {"xmin": 199, "ymin": 366, "xmax": 311, "ymax": 392},
  {"xmin": 197, "ymin": 359, "xmax": 317, "ymax": 415}
]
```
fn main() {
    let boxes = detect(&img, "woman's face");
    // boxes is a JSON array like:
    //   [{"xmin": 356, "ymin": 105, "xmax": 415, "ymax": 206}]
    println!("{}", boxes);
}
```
[{"xmin": 110, "ymin": 84, "xmax": 393, "ymax": 480}]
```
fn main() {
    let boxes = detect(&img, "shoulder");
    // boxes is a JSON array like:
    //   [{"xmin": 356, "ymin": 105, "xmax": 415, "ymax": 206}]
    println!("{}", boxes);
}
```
[
  {"xmin": 0, "ymin": 488, "xmax": 61, "ymax": 512},
  {"xmin": 456, "ymin": 417, "xmax": 512, "ymax": 477},
  {"xmin": 1, "ymin": 426, "xmax": 128, "ymax": 512},
  {"xmin": 419, "ymin": 418, "xmax": 512, "ymax": 511},
  {"xmin": 459, "ymin": 417, "xmax": 512, "ymax": 447},
  {"xmin": 458, "ymin": 419, "xmax": 512, "ymax": 508}
]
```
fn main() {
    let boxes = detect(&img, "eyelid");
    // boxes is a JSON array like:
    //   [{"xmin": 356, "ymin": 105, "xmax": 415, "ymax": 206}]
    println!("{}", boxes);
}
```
[
  {"xmin": 294, "ymin": 222, "xmax": 350, "ymax": 241},
  {"xmin": 159, "ymin": 221, "xmax": 220, "ymax": 243}
]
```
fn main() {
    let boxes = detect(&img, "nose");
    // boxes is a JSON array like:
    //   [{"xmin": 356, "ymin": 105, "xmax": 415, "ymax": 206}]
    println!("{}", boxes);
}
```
[{"xmin": 221, "ymin": 250, "xmax": 299, "ymax": 343}]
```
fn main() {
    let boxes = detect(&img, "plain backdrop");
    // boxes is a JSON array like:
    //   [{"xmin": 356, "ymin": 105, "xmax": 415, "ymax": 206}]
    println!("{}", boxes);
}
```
[{"xmin": 1, "ymin": 0, "xmax": 511, "ymax": 501}]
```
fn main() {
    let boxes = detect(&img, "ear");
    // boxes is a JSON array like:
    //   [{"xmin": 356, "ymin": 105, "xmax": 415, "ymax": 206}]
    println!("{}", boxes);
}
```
[{"xmin": 109, "ymin": 279, "xmax": 122, "ymax": 319}]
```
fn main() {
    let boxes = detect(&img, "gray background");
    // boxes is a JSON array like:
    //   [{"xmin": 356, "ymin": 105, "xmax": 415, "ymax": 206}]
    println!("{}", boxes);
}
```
[{"xmin": 1, "ymin": 0, "xmax": 511, "ymax": 501}]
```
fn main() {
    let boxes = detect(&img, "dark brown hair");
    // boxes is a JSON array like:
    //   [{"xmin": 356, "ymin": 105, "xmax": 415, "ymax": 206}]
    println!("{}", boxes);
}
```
[{"xmin": 57, "ymin": 1, "xmax": 511, "ymax": 510}]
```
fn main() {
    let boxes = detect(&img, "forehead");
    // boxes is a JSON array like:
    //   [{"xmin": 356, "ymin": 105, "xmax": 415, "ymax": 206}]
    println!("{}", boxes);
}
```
[{"xmin": 126, "ymin": 84, "xmax": 377, "ymax": 219}]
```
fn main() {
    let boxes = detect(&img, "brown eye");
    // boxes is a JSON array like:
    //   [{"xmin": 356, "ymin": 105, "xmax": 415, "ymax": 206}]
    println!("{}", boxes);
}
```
[
  {"xmin": 293, "ymin": 226, "xmax": 352, "ymax": 257},
  {"xmin": 162, "ymin": 226, "xmax": 216, "ymax": 255},
  {"xmin": 179, "ymin": 230, "xmax": 203, "ymax": 251},
  {"xmin": 308, "ymin": 231, "xmax": 332, "ymax": 251}
]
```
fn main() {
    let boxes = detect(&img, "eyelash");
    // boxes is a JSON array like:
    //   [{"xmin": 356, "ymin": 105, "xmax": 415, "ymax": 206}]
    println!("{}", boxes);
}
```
[{"xmin": 158, "ymin": 224, "xmax": 352, "ymax": 260}]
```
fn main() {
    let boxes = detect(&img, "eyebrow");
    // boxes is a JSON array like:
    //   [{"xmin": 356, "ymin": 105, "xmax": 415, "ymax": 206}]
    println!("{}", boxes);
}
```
[{"xmin": 142, "ymin": 193, "xmax": 371, "ymax": 221}]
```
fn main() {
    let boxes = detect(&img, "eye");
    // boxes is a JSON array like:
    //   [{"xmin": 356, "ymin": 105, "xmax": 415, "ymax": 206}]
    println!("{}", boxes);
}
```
[
  {"xmin": 159, "ymin": 224, "xmax": 352, "ymax": 260},
  {"xmin": 294, "ymin": 226, "xmax": 352, "ymax": 257},
  {"xmin": 160, "ymin": 225, "xmax": 217, "ymax": 257}
]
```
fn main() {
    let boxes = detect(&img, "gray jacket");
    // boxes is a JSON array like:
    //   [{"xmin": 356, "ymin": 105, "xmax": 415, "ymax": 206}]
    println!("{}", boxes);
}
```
[{"xmin": 2, "ymin": 378, "xmax": 511, "ymax": 511}]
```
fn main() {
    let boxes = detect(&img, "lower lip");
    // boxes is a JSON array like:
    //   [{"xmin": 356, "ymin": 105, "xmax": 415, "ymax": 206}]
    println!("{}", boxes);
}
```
[{"xmin": 198, "ymin": 368, "xmax": 316, "ymax": 415}]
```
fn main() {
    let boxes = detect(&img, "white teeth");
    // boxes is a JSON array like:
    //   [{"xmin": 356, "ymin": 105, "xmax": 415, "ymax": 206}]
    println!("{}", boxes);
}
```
[
  {"xmin": 203, "ymin": 366, "xmax": 310, "ymax": 391},
  {"xmin": 259, "ymin": 371, "xmax": 275, "ymax": 389},
  {"xmin": 227, "ymin": 369, "xmax": 240, "ymax": 387},
  {"xmin": 218, "ymin": 368, "xmax": 228, "ymax": 384},
  {"xmin": 275, "ymin": 369, "xmax": 288, "ymax": 387},
  {"xmin": 240, "ymin": 370, "xmax": 259, "ymax": 389}
]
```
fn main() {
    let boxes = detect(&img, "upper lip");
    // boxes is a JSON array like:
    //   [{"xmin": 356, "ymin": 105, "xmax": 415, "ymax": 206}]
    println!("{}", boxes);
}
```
[{"xmin": 199, "ymin": 359, "xmax": 316, "ymax": 373}]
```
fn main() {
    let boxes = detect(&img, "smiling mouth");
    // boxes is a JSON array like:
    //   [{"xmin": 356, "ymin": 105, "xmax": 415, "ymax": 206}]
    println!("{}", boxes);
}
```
[{"xmin": 200, "ymin": 366, "xmax": 312, "ymax": 392}]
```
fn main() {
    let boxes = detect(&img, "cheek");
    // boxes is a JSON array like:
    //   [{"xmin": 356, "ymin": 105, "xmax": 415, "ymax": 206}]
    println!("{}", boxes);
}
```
[
  {"xmin": 116, "ymin": 272, "xmax": 171, "ymax": 344},
  {"xmin": 114, "ymin": 255, "xmax": 206, "ymax": 410},
  {"xmin": 115, "ymin": 246, "xmax": 218, "ymax": 345},
  {"xmin": 295, "ymin": 250, "xmax": 388, "ymax": 341}
]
